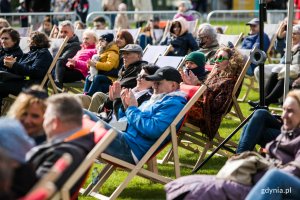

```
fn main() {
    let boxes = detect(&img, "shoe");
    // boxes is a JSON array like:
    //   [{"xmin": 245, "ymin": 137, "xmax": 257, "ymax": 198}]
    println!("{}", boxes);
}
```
[{"xmin": 248, "ymin": 100, "xmax": 259, "ymax": 108}]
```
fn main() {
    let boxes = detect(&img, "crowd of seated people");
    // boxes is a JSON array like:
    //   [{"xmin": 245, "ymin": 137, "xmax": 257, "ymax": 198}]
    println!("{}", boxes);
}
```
[{"xmin": 1, "ymin": 11, "xmax": 299, "ymax": 200}]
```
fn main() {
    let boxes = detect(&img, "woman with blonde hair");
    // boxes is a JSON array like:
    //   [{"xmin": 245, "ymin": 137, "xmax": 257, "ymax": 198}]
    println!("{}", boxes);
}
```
[
  {"xmin": 181, "ymin": 46, "xmax": 244, "ymax": 140},
  {"xmin": 7, "ymin": 85, "xmax": 48, "ymax": 144}
]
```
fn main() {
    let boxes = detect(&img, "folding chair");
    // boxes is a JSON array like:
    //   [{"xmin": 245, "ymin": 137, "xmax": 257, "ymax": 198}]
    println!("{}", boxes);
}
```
[
  {"xmin": 237, "ymin": 48, "xmax": 259, "ymax": 102},
  {"xmin": 186, "ymin": 19, "xmax": 199, "ymax": 36},
  {"xmin": 80, "ymin": 85, "xmax": 207, "ymax": 200},
  {"xmin": 217, "ymin": 33, "xmax": 244, "ymax": 47},
  {"xmin": 154, "ymin": 55, "xmax": 186, "ymax": 69},
  {"xmin": 165, "ymin": 53, "xmax": 252, "ymax": 171},
  {"xmin": 22, "ymin": 153, "xmax": 72, "ymax": 200},
  {"xmin": 20, "ymin": 37, "xmax": 30, "ymax": 53},
  {"xmin": 264, "ymin": 24, "xmax": 280, "ymax": 63},
  {"xmin": 142, "ymin": 44, "xmax": 171, "ymax": 63},
  {"xmin": 40, "ymin": 37, "xmax": 69, "ymax": 94},
  {"xmin": 15, "ymin": 26, "xmax": 32, "ymax": 37},
  {"xmin": 122, "ymin": 28, "xmax": 141, "ymax": 43},
  {"xmin": 49, "ymin": 38, "xmax": 65, "ymax": 57},
  {"xmin": 53, "ymin": 120, "xmax": 117, "ymax": 200}
]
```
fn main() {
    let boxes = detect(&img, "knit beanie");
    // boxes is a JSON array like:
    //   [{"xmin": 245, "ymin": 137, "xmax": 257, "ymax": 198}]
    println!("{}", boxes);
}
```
[
  {"xmin": 99, "ymin": 33, "xmax": 114, "ymax": 43},
  {"xmin": 0, "ymin": 118, "xmax": 35, "ymax": 163},
  {"xmin": 185, "ymin": 51, "xmax": 206, "ymax": 67}
]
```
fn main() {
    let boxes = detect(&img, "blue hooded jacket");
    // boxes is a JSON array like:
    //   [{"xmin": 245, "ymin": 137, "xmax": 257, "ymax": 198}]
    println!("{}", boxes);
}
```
[{"xmin": 119, "ymin": 90, "xmax": 187, "ymax": 160}]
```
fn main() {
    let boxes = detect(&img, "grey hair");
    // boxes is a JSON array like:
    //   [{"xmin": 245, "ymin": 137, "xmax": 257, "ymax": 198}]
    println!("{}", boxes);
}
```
[
  {"xmin": 198, "ymin": 23, "xmax": 217, "ymax": 41},
  {"xmin": 83, "ymin": 29, "xmax": 98, "ymax": 41},
  {"xmin": 46, "ymin": 94, "xmax": 83, "ymax": 126},
  {"xmin": 59, "ymin": 20, "xmax": 75, "ymax": 33}
]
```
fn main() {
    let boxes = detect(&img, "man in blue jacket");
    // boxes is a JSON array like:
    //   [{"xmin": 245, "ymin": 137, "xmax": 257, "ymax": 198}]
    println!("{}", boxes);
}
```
[
  {"xmin": 102, "ymin": 66, "xmax": 187, "ymax": 164},
  {"xmin": 241, "ymin": 18, "xmax": 270, "ymax": 76}
]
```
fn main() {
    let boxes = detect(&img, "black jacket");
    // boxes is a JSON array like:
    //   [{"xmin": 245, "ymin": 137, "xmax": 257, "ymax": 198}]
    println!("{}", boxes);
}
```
[
  {"xmin": 27, "ymin": 130, "xmax": 95, "ymax": 197},
  {"xmin": 160, "ymin": 32, "xmax": 198, "ymax": 56},
  {"xmin": 0, "ymin": 45, "xmax": 23, "ymax": 71},
  {"xmin": 10, "ymin": 47, "xmax": 53, "ymax": 83},
  {"xmin": 55, "ymin": 35, "xmax": 81, "ymax": 71},
  {"xmin": 118, "ymin": 60, "xmax": 148, "ymax": 89}
]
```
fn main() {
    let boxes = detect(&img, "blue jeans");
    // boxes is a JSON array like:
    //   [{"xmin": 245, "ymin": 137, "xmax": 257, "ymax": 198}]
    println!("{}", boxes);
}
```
[
  {"xmin": 86, "ymin": 112, "xmax": 136, "ymax": 164},
  {"xmin": 237, "ymin": 109, "xmax": 281, "ymax": 153},
  {"xmin": 246, "ymin": 169, "xmax": 300, "ymax": 200},
  {"xmin": 83, "ymin": 75, "xmax": 112, "ymax": 96}
]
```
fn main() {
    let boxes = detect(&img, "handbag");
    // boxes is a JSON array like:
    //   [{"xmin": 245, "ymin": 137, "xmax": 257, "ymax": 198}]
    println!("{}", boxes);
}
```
[
  {"xmin": 0, "ymin": 71, "xmax": 23, "ymax": 82},
  {"xmin": 216, "ymin": 151, "xmax": 273, "ymax": 186}
]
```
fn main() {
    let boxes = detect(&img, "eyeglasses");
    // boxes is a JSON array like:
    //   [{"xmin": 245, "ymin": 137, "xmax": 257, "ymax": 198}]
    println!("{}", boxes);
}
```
[
  {"xmin": 137, "ymin": 74, "xmax": 148, "ymax": 80},
  {"xmin": 212, "ymin": 55, "xmax": 229, "ymax": 63}
]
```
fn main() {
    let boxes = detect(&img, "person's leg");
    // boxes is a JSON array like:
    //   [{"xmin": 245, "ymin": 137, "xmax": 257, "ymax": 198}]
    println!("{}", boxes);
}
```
[
  {"xmin": 77, "ymin": 94, "xmax": 92, "ymax": 110},
  {"xmin": 89, "ymin": 92, "xmax": 108, "ymax": 113},
  {"xmin": 265, "ymin": 73, "xmax": 279, "ymax": 99},
  {"xmin": 83, "ymin": 76, "xmax": 92, "ymax": 94},
  {"xmin": 246, "ymin": 169, "xmax": 300, "ymax": 200},
  {"xmin": 86, "ymin": 75, "xmax": 112, "ymax": 96},
  {"xmin": 265, "ymin": 79, "xmax": 284, "ymax": 106},
  {"xmin": 237, "ymin": 109, "xmax": 281, "ymax": 153},
  {"xmin": 63, "ymin": 68, "xmax": 85, "ymax": 83}
]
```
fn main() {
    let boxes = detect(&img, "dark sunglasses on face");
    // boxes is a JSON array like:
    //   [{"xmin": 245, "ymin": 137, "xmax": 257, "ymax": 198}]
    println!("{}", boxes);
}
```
[{"xmin": 213, "ymin": 55, "xmax": 229, "ymax": 63}]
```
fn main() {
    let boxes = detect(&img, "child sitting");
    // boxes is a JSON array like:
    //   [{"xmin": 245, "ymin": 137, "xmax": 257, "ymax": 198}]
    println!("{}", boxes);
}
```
[
  {"xmin": 181, "ymin": 51, "xmax": 207, "ymax": 82},
  {"xmin": 85, "ymin": 33, "xmax": 120, "ymax": 96}
]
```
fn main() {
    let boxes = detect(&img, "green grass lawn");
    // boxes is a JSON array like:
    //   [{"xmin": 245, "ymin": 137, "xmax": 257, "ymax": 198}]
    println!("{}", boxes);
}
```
[{"xmin": 78, "ymin": 79, "xmax": 267, "ymax": 200}]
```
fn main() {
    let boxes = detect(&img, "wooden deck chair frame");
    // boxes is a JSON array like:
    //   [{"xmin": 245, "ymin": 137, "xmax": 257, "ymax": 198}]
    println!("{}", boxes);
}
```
[
  {"xmin": 161, "ymin": 53, "xmax": 252, "ymax": 171},
  {"xmin": 142, "ymin": 44, "xmax": 172, "ymax": 64},
  {"xmin": 40, "ymin": 37, "xmax": 69, "ymax": 94},
  {"xmin": 80, "ymin": 85, "xmax": 207, "ymax": 200},
  {"xmin": 24, "ymin": 153, "xmax": 72, "ymax": 200},
  {"xmin": 53, "ymin": 128, "xmax": 117, "ymax": 200},
  {"xmin": 161, "ymin": 20, "xmax": 171, "ymax": 43},
  {"xmin": 217, "ymin": 32, "xmax": 244, "ymax": 47},
  {"xmin": 266, "ymin": 24, "xmax": 281, "ymax": 64}
]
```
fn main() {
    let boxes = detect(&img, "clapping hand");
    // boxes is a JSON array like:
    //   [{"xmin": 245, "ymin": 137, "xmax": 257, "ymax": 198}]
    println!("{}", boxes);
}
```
[
  {"xmin": 120, "ymin": 88, "xmax": 138, "ymax": 109},
  {"xmin": 108, "ymin": 81, "xmax": 122, "ymax": 101}
]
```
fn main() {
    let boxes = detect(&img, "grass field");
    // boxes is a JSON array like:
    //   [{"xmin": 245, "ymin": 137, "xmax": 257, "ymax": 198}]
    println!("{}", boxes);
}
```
[{"xmin": 77, "ymin": 78, "xmax": 267, "ymax": 200}]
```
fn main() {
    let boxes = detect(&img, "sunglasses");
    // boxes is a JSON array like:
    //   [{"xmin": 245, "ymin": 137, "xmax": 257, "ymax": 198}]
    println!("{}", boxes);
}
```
[
  {"xmin": 22, "ymin": 88, "xmax": 48, "ymax": 99},
  {"xmin": 212, "ymin": 55, "xmax": 229, "ymax": 63},
  {"xmin": 137, "ymin": 74, "xmax": 148, "ymax": 80}
]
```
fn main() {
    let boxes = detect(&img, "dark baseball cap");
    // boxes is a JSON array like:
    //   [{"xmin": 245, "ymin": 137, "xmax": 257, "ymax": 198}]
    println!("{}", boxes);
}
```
[{"xmin": 145, "ymin": 66, "xmax": 182, "ymax": 84}]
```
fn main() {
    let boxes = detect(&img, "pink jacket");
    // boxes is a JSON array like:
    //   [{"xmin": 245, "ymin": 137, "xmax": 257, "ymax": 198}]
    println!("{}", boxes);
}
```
[{"xmin": 73, "ymin": 44, "xmax": 97, "ymax": 77}]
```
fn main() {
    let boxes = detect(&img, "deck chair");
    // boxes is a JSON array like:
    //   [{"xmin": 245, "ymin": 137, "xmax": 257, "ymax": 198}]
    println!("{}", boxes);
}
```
[
  {"xmin": 49, "ymin": 38, "xmax": 65, "ymax": 57},
  {"xmin": 80, "ymin": 85, "xmax": 207, "ymax": 200},
  {"xmin": 124, "ymin": 28, "xmax": 141, "ymax": 43},
  {"xmin": 154, "ymin": 55, "xmax": 185, "ymax": 69},
  {"xmin": 186, "ymin": 19, "xmax": 199, "ymax": 36},
  {"xmin": 53, "ymin": 120, "xmax": 117, "ymax": 200},
  {"xmin": 40, "ymin": 37, "xmax": 69, "ymax": 94},
  {"xmin": 15, "ymin": 27, "xmax": 32, "ymax": 37},
  {"xmin": 164, "ymin": 53, "xmax": 252, "ymax": 171},
  {"xmin": 217, "ymin": 33, "xmax": 244, "ymax": 47},
  {"xmin": 23, "ymin": 153, "xmax": 72, "ymax": 200},
  {"xmin": 264, "ymin": 24, "xmax": 280, "ymax": 63},
  {"xmin": 152, "ymin": 28, "xmax": 164, "ymax": 44},
  {"xmin": 142, "ymin": 44, "xmax": 171, "ymax": 63},
  {"xmin": 1, "ymin": 37, "xmax": 69, "ymax": 113},
  {"xmin": 161, "ymin": 20, "xmax": 171, "ymax": 43},
  {"xmin": 237, "ymin": 48, "xmax": 258, "ymax": 102},
  {"xmin": 20, "ymin": 37, "xmax": 30, "ymax": 53}
]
